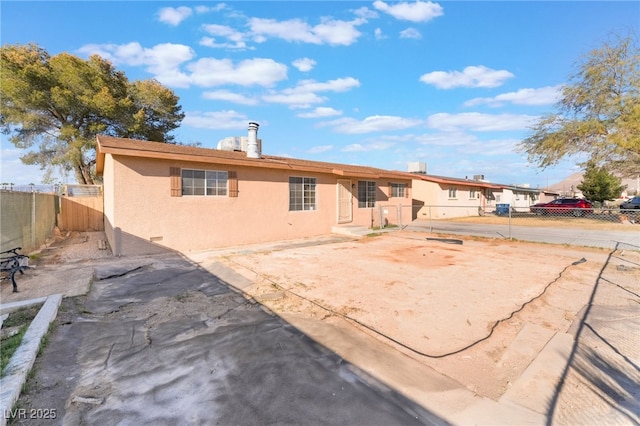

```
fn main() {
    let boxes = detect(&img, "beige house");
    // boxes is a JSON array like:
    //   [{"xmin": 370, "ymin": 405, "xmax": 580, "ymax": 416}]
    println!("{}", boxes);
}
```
[
  {"xmin": 411, "ymin": 174, "xmax": 503, "ymax": 219},
  {"xmin": 498, "ymin": 185, "xmax": 543, "ymax": 212},
  {"xmin": 96, "ymin": 124, "xmax": 413, "ymax": 256}
]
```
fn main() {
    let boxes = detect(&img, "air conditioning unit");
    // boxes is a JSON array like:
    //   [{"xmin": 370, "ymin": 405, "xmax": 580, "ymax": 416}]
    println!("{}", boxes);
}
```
[{"xmin": 408, "ymin": 162, "xmax": 427, "ymax": 174}]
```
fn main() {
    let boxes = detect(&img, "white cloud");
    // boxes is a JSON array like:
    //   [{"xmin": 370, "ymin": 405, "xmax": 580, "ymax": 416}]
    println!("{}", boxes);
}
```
[
  {"xmin": 202, "ymin": 90, "xmax": 258, "ymax": 105},
  {"xmin": 196, "ymin": 8, "xmax": 370, "ymax": 48},
  {"xmin": 262, "ymin": 78, "xmax": 360, "ymax": 108},
  {"xmin": 158, "ymin": 6, "xmax": 192, "ymax": 26},
  {"xmin": 308, "ymin": 145, "xmax": 333, "ymax": 154},
  {"xmin": 292, "ymin": 58, "xmax": 316, "ymax": 72},
  {"xmin": 188, "ymin": 58, "xmax": 288, "ymax": 87},
  {"xmin": 199, "ymin": 37, "xmax": 249, "ymax": 50},
  {"xmin": 295, "ymin": 77, "xmax": 361, "ymax": 93},
  {"xmin": 373, "ymin": 0, "xmax": 444, "ymax": 23},
  {"xmin": 353, "ymin": 6, "xmax": 378, "ymax": 19},
  {"xmin": 415, "ymin": 131, "xmax": 520, "ymax": 156},
  {"xmin": 426, "ymin": 112, "xmax": 538, "ymax": 132},
  {"xmin": 248, "ymin": 17, "xmax": 363, "ymax": 46},
  {"xmin": 183, "ymin": 110, "xmax": 252, "ymax": 130},
  {"xmin": 464, "ymin": 85, "xmax": 562, "ymax": 107},
  {"xmin": 297, "ymin": 107, "xmax": 343, "ymax": 118},
  {"xmin": 419, "ymin": 65, "xmax": 514, "ymax": 89},
  {"xmin": 0, "ymin": 146, "xmax": 50, "ymax": 185},
  {"xmin": 312, "ymin": 18, "xmax": 364, "ymax": 46},
  {"xmin": 342, "ymin": 141, "xmax": 396, "ymax": 152},
  {"xmin": 78, "ymin": 42, "xmax": 195, "ymax": 87},
  {"xmin": 200, "ymin": 22, "xmax": 254, "ymax": 49},
  {"xmin": 262, "ymin": 91, "xmax": 327, "ymax": 108},
  {"xmin": 195, "ymin": 5, "xmax": 224, "ymax": 14},
  {"xmin": 400, "ymin": 28, "xmax": 422, "ymax": 39},
  {"xmin": 374, "ymin": 28, "xmax": 385, "ymax": 40},
  {"xmin": 414, "ymin": 131, "xmax": 480, "ymax": 146},
  {"xmin": 322, "ymin": 115, "xmax": 423, "ymax": 134}
]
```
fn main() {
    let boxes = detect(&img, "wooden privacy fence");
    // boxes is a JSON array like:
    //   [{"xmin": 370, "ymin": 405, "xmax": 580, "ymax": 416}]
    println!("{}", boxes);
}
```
[{"xmin": 57, "ymin": 194, "xmax": 104, "ymax": 231}]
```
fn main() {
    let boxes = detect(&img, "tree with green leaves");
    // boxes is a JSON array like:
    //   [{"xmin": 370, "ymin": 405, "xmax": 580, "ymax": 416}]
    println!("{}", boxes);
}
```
[
  {"xmin": 1, "ymin": 43, "xmax": 185, "ymax": 184},
  {"xmin": 577, "ymin": 161, "xmax": 626, "ymax": 203},
  {"xmin": 519, "ymin": 33, "xmax": 640, "ymax": 178}
]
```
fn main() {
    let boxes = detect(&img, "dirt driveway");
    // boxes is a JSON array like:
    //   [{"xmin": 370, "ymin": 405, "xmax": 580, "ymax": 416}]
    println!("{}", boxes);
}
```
[{"xmin": 188, "ymin": 231, "xmax": 614, "ymax": 402}]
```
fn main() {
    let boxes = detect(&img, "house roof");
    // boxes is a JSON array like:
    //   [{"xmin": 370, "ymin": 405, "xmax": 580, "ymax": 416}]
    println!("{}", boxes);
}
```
[
  {"xmin": 503, "ymin": 185, "xmax": 541, "ymax": 194},
  {"xmin": 408, "ymin": 173, "xmax": 503, "ymax": 190},
  {"xmin": 95, "ymin": 135, "xmax": 412, "ymax": 180}
]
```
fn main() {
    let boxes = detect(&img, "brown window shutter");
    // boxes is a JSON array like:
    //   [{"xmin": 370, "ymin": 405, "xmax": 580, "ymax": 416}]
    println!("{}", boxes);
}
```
[
  {"xmin": 405, "ymin": 184, "xmax": 410, "ymax": 198},
  {"xmin": 170, "ymin": 167, "xmax": 181, "ymax": 197},
  {"xmin": 228, "ymin": 171, "xmax": 238, "ymax": 197},
  {"xmin": 388, "ymin": 182, "xmax": 392, "ymax": 197}
]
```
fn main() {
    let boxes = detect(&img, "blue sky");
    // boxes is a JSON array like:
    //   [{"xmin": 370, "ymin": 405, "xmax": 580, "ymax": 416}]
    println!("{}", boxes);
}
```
[{"xmin": 1, "ymin": 1, "xmax": 638, "ymax": 188}]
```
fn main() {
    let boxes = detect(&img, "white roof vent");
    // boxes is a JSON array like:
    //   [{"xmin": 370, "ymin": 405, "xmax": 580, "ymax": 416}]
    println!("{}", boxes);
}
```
[{"xmin": 246, "ymin": 122, "xmax": 260, "ymax": 158}]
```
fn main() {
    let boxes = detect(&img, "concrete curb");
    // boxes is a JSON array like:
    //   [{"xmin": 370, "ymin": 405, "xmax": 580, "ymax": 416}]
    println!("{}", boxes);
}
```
[{"xmin": 0, "ymin": 294, "xmax": 62, "ymax": 426}]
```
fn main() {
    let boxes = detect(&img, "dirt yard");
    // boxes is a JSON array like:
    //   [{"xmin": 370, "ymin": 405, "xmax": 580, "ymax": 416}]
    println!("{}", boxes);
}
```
[
  {"xmin": 4, "ymin": 229, "xmax": 636, "ymax": 419},
  {"xmin": 190, "ymin": 231, "xmax": 619, "ymax": 402}
]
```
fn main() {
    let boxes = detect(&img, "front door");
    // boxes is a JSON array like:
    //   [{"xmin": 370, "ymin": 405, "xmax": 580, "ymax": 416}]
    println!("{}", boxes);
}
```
[{"xmin": 337, "ymin": 179, "xmax": 352, "ymax": 223}]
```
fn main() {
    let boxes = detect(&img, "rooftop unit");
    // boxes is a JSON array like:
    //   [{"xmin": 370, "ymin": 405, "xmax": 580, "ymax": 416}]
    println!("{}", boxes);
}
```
[{"xmin": 408, "ymin": 161, "xmax": 427, "ymax": 174}]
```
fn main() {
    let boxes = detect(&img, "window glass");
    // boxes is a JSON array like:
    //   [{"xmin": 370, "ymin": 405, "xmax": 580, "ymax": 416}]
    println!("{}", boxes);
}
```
[
  {"xmin": 289, "ymin": 177, "xmax": 316, "ymax": 211},
  {"xmin": 391, "ymin": 183, "xmax": 406, "ymax": 198},
  {"xmin": 358, "ymin": 181, "xmax": 376, "ymax": 208},
  {"xmin": 182, "ymin": 169, "xmax": 228, "ymax": 196}
]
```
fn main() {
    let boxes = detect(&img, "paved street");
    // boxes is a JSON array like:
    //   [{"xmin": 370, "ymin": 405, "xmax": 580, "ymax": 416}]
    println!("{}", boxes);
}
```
[{"xmin": 405, "ymin": 219, "xmax": 640, "ymax": 250}]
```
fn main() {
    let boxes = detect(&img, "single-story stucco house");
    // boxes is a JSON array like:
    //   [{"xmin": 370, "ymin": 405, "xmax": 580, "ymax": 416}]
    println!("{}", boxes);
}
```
[
  {"xmin": 410, "ymin": 173, "xmax": 503, "ymax": 219},
  {"xmin": 96, "ymin": 123, "xmax": 414, "ymax": 256}
]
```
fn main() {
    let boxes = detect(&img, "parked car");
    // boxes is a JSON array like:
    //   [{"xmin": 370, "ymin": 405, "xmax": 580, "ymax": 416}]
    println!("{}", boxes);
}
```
[
  {"xmin": 620, "ymin": 196, "xmax": 640, "ymax": 210},
  {"xmin": 530, "ymin": 198, "xmax": 594, "ymax": 217}
]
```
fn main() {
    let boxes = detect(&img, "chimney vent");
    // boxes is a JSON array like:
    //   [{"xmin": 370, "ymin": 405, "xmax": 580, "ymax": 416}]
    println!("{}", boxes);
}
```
[{"xmin": 247, "ymin": 122, "xmax": 260, "ymax": 158}]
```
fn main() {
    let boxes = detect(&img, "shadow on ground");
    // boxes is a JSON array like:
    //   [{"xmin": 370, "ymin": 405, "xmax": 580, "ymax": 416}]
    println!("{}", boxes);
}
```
[{"xmin": 12, "ymin": 245, "xmax": 447, "ymax": 425}]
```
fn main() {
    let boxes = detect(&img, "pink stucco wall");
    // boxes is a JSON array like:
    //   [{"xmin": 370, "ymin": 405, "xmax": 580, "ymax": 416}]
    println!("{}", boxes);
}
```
[{"xmin": 103, "ymin": 154, "xmax": 411, "ymax": 255}]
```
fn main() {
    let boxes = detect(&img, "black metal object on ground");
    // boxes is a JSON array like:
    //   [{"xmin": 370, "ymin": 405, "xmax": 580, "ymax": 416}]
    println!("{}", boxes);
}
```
[
  {"xmin": 0, "ymin": 247, "xmax": 30, "ymax": 292},
  {"xmin": 425, "ymin": 237, "xmax": 464, "ymax": 245}
]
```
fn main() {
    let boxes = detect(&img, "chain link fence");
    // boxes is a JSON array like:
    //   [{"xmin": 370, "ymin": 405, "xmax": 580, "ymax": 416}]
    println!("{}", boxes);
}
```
[
  {"xmin": 373, "ymin": 203, "xmax": 639, "ymax": 249},
  {"xmin": 376, "ymin": 203, "xmax": 640, "ymax": 228}
]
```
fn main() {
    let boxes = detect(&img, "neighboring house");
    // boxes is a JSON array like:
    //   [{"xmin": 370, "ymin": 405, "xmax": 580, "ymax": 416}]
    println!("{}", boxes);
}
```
[
  {"xmin": 539, "ymin": 190, "xmax": 560, "ymax": 204},
  {"xmin": 95, "ymin": 123, "xmax": 413, "ymax": 256},
  {"xmin": 410, "ymin": 174, "xmax": 502, "ymax": 219},
  {"xmin": 498, "ymin": 185, "xmax": 542, "ymax": 212}
]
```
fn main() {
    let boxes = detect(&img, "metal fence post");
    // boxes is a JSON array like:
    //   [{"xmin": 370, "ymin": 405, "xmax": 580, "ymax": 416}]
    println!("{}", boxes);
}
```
[
  {"xmin": 31, "ymin": 191, "xmax": 36, "ymax": 248},
  {"xmin": 508, "ymin": 205, "xmax": 512, "ymax": 240}
]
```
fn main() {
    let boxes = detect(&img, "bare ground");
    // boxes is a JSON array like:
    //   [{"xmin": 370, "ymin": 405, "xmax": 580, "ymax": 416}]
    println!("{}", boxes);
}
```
[
  {"xmin": 188, "ymin": 231, "xmax": 621, "ymax": 402},
  {"xmin": 3, "ymin": 229, "xmax": 638, "ymax": 423}
]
